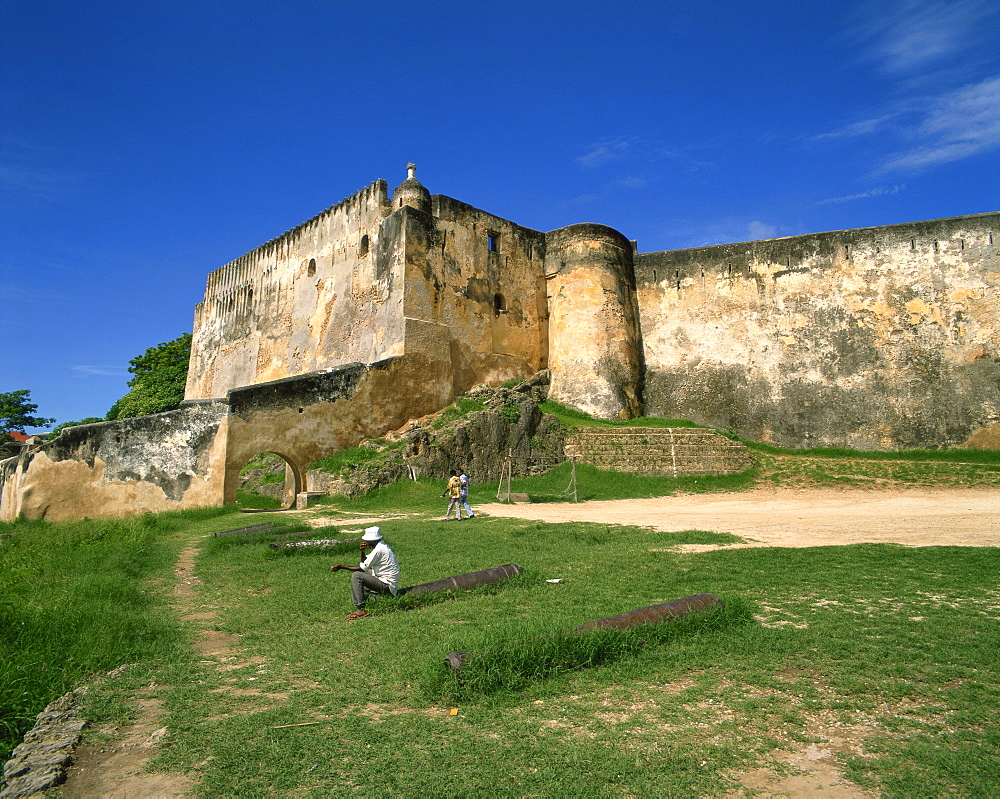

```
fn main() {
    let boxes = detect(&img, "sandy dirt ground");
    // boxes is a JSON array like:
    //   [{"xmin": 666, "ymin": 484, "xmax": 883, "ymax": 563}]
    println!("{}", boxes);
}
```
[{"xmin": 476, "ymin": 486, "xmax": 1000, "ymax": 549}]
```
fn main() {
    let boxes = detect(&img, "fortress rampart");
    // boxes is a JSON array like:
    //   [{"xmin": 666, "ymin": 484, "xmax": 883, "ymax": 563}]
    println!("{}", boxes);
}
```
[
  {"xmin": 185, "ymin": 180, "xmax": 396, "ymax": 399},
  {"xmin": 636, "ymin": 212, "xmax": 1000, "ymax": 448},
  {"xmin": 3, "ymin": 166, "xmax": 997, "ymax": 521}
]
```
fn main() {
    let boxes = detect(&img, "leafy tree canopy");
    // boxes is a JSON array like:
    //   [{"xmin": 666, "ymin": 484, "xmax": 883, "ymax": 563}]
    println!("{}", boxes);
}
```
[
  {"xmin": 105, "ymin": 333, "xmax": 192, "ymax": 421},
  {"xmin": 0, "ymin": 390, "xmax": 56, "ymax": 443},
  {"xmin": 51, "ymin": 417, "xmax": 106, "ymax": 436}
]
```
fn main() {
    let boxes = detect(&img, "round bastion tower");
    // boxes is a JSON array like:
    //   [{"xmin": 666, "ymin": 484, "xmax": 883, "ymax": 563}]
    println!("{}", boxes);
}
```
[
  {"xmin": 392, "ymin": 162, "xmax": 432, "ymax": 213},
  {"xmin": 544, "ymin": 223, "xmax": 644, "ymax": 419}
]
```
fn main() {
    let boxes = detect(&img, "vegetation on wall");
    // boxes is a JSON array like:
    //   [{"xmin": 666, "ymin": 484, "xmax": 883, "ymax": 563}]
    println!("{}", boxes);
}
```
[
  {"xmin": 538, "ymin": 399, "xmax": 702, "ymax": 429},
  {"xmin": 105, "ymin": 332, "xmax": 192, "ymax": 421},
  {"xmin": 50, "ymin": 417, "xmax": 106, "ymax": 436}
]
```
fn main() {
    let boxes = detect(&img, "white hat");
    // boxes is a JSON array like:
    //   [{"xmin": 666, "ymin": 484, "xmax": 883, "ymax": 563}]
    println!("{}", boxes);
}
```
[{"xmin": 362, "ymin": 526, "xmax": 382, "ymax": 542}]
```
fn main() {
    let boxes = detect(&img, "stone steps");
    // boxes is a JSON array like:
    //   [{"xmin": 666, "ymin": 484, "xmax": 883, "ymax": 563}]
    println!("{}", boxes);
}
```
[{"xmin": 564, "ymin": 427, "xmax": 753, "ymax": 476}]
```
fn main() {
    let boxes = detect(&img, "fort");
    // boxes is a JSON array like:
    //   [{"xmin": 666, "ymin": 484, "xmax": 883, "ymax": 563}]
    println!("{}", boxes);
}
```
[{"xmin": 3, "ymin": 165, "xmax": 998, "ymax": 521}]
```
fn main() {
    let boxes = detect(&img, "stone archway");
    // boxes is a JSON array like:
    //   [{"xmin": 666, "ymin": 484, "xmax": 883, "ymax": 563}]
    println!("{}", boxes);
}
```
[{"xmin": 228, "ymin": 450, "xmax": 305, "ymax": 510}]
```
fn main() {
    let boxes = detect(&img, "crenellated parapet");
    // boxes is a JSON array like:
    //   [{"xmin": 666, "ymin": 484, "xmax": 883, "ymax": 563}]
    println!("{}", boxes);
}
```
[{"xmin": 185, "ymin": 179, "xmax": 396, "ymax": 400}]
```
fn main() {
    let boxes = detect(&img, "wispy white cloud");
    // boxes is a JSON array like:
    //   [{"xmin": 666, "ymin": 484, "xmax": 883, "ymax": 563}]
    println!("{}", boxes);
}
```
[
  {"xmin": 0, "ymin": 137, "xmax": 86, "ymax": 205},
  {"xmin": 879, "ymin": 74, "xmax": 1000, "ymax": 172},
  {"xmin": 659, "ymin": 219, "xmax": 805, "ymax": 249},
  {"xmin": 577, "ymin": 137, "xmax": 636, "ymax": 169},
  {"xmin": 71, "ymin": 365, "xmax": 129, "ymax": 377},
  {"xmin": 810, "ymin": 114, "xmax": 899, "ymax": 143},
  {"xmin": 816, "ymin": 184, "xmax": 906, "ymax": 205},
  {"xmin": 808, "ymin": 72, "xmax": 1000, "ymax": 174},
  {"xmin": 611, "ymin": 175, "xmax": 648, "ymax": 189},
  {"xmin": 847, "ymin": 0, "xmax": 996, "ymax": 75},
  {"xmin": 576, "ymin": 136, "xmax": 710, "ymax": 173}
]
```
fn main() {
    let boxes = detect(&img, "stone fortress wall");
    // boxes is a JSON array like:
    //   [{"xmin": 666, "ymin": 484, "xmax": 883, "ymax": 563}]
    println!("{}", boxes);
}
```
[
  {"xmin": 2, "ymin": 165, "xmax": 997, "ymax": 521},
  {"xmin": 185, "ymin": 179, "xmax": 401, "ymax": 399},
  {"xmin": 636, "ymin": 213, "xmax": 1000, "ymax": 448}
]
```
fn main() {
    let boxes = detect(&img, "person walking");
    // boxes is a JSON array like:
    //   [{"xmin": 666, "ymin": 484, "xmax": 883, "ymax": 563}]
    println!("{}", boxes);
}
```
[
  {"xmin": 457, "ymin": 467, "xmax": 475, "ymax": 519},
  {"xmin": 442, "ymin": 470, "xmax": 463, "ymax": 520},
  {"xmin": 329, "ymin": 526, "xmax": 399, "ymax": 620}
]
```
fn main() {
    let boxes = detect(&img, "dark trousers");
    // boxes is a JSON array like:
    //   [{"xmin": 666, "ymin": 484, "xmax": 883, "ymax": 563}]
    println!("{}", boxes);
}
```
[{"xmin": 351, "ymin": 571, "xmax": 393, "ymax": 609}]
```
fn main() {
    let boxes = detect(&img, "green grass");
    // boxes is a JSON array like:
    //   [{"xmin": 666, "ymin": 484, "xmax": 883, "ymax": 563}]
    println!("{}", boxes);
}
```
[
  {"xmin": 431, "ymin": 395, "xmax": 488, "ymax": 427},
  {"xmin": 141, "ymin": 512, "xmax": 1000, "ymax": 797},
  {"xmin": 499, "ymin": 459, "xmax": 756, "ymax": 500},
  {"xmin": 5, "ymin": 450, "xmax": 1000, "ymax": 795},
  {"xmin": 539, "ymin": 399, "xmax": 703, "ymax": 429},
  {"xmin": 234, "ymin": 489, "xmax": 282, "ymax": 509},
  {"xmin": 746, "ymin": 440, "xmax": 1000, "ymax": 465},
  {"xmin": 308, "ymin": 440, "xmax": 404, "ymax": 475},
  {"xmin": 753, "ymin": 450, "xmax": 1000, "ymax": 488},
  {"xmin": 0, "ymin": 507, "xmax": 232, "ymax": 760}
]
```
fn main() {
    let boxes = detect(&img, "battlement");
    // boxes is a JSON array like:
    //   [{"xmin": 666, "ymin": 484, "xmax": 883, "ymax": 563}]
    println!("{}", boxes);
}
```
[
  {"xmin": 635, "ymin": 211, "xmax": 999, "ymax": 286},
  {"xmin": 200, "ymin": 179, "xmax": 390, "ymax": 303}
]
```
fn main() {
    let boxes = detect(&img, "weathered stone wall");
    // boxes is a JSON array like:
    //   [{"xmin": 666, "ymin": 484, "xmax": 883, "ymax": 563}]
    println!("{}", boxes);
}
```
[
  {"xmin": 185, "ymin": 180, "xmax": 400, "ymax": 399},
  {"xmin": 222, "ymin": 355, "xmax": 456, "ymax": 505},
  {"xmin": 0, "ymin": 402, "xmax": 228, "ymax": 522},
  {"xmin": 421, "ymin": 195, "xmax": 549, "ymax": 389},
  {"xmin": 186, "ymin": 182, "xmax": 551, "ymax": 405},
  {"xmin": 545, "ymin": 224, "xmax": 644, "ymax": 420},
  {"xmin": 564, "ymin": 428, "xmax": 753, "ymax": 475},
  {"xmin": 636, "ymin": 213, "xmax": 1000, "ymax": 449}
]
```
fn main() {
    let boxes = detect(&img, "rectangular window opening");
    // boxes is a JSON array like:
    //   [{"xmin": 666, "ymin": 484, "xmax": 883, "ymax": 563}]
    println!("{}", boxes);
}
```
[{"xmin": 487, "ymin": 233, "xmax": 500, "ymax": 252}]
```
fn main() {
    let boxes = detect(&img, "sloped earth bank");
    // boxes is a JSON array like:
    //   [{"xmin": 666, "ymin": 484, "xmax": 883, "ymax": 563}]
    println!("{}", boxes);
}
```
[{"xmin": 50, "ymin": 487, "xmax": 998, "ymax": 797}]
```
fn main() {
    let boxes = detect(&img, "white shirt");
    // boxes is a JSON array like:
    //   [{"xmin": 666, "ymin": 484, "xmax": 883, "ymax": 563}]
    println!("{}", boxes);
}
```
[{"xmin": 360, "ymin": 541, "xmax": 399, "ymax": 594}]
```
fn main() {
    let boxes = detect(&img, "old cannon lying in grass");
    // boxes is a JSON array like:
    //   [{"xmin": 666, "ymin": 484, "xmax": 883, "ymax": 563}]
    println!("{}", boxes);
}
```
[
  {"xmin": 399, "ymin": 564, "xmax": 523, "ymax": 597},
  {"xmin": 444, "ymin": 592, "xmax": 723, "ymax": 673}
]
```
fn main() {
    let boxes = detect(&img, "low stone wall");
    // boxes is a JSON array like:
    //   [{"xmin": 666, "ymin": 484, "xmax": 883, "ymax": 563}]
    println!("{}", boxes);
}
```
[
  {"xmin": 564, "ymin": 428, "xmax": 753, "ymax": 475},
  {"xmin": 1, "ymin": 402, "xmax": 229, "ymax": 522},
  {"xmin": 1, "ymin": 689, "xmax": 86, "ymax": 798}
]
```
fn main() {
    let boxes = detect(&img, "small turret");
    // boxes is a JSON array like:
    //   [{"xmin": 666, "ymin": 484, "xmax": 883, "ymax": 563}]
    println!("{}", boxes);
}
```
[{"xmin": 392, "ymin": 162, "xmax": 432, "ymax": 213}]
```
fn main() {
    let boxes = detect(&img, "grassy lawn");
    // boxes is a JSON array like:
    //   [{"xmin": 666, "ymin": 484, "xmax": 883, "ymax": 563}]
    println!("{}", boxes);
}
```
[{"xmin": 3, "ymin": 458, "xmax": 999, "ymax": 796}]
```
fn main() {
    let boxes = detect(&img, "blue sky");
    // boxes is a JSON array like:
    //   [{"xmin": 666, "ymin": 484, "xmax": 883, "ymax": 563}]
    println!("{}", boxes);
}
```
[{"xmin": 3, "ymin": 0, "xmax": 998, "ymax": 428}]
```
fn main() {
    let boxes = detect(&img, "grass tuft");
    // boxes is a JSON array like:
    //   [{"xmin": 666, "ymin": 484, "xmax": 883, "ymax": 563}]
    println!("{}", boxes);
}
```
[
  {"xmin": 538, "ymin": 399, "xmax": 703, "ymax": 429},
  {"xmin": 421, "ymin": 597, "xmax": 754, "ymax": 700}
]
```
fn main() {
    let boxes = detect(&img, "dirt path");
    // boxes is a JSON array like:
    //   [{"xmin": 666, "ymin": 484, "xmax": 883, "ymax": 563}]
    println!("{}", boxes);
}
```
[
  {"xmin": 58, "ymin": 545, "xmax": 232, "ymax": 797},
  {"xmin": 477, "ymin": 486, "xmax": 1000, "ymax": 548}
]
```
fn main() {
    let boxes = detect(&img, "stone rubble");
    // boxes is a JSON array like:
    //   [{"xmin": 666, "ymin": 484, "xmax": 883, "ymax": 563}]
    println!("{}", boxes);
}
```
[{"xmin": 1, "ymin": 688, "xmax": 87, "ymax": 798}]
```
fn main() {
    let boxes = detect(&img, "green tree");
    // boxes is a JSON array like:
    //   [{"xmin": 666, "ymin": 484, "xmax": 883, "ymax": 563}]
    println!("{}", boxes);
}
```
[
  {"xmin": 51, "ymin": 417, "xmax": 106, "ymax": 436},
  {"xmin": 0, "ymin": 390, "xmax": 56, "ymax": 440},
  {"xmin": 105, "ymin": 333, "xmax": 192, "ymax": 420}
]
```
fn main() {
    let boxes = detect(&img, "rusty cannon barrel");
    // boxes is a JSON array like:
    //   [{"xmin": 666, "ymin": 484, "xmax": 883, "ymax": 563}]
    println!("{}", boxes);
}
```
[
  {"xmin": 445, "ymin": 592, "xmax": 723, "ymax": 673},
  {"xmin": 573, "ymin": 593, "xmax": 722, "ymax": 632},
  {"xmin": 400, "ymin": 564, "xmax": 522, "ymax": 597}
]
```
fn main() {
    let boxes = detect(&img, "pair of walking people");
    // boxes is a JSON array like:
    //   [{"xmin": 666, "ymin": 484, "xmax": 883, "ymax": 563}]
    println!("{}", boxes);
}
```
[{"xmin": 443, "ymin": 468, "xmax": 474, "ymax": 520}]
